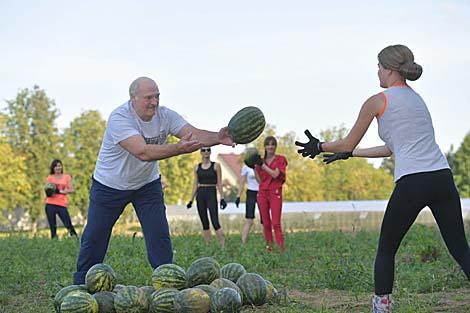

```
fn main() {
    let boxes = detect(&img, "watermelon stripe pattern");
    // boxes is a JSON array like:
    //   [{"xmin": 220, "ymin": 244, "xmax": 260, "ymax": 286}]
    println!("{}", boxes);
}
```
[
  {"xmin": 60, "ymin": 291, "xmax": 99, "ymax": 313},
  {"xmin": 210, "ymin": 278, "xmax": 243, "ymax": 303},
  {"xmin": 236, "ymin": 273, "xmax": 267, "ymax": 306},
  {"xmin": 220, "ymin": 263, "xmax": 247, "ymax": 284},
  {"xmin": 210, "ymin": 287, "xmax": 242, "ymax": 313},
  {"xmin": 92, "ymin": 291, "xmax": 116, "ymax": 313},
  {"xmin": 194, "ymin": 284, "xmax": 217, "ymax": 298},
  {"xmin": 114, "ymin": 285, "xmax": 149, "ymax": 313},
  {"xmin": 186, "ymin": 257, "xmax": 220, "ymax": 287},
  {"xmin": 228, "ymin": 106, "xmax": 266, "ymax": 144},
  {"xmin": 174, "ymin": 288, "xmax": 210, "ymax": 313},
  {"xmin": 85, "ymin": 263, "xmax": 117, "ymax": 294},
  {"xmin": 149, "ymin": 288, "xmax": 178, "ymax": 313},
  {"xmin": 152, "ymin": 263, "xmax": 187, "ymax": 290},
  {"xmin": 54, "ymin": 285, "xmax": 88, "ymax": 312}
]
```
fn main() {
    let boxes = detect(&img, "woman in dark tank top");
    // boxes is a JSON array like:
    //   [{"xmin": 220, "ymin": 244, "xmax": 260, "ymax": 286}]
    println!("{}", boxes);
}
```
[{"xmin": 186, "ymin": 147, "xmax": 227, "ymax": 247}]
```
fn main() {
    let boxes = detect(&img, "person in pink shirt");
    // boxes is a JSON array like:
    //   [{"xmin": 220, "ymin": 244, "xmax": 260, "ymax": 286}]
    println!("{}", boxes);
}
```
[
  {"xmin": 45, "ymin": 159, "xmax": 77, "ymax": 238},
  {"xmin": 253, "ymin": 136, "xmax": 288, "ymax": 253}
]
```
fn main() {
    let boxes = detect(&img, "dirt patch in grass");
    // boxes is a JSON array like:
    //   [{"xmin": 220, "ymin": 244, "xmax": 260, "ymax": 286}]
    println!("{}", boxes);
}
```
[{"xmin": 288, "ymin": 288, "xmax": 470, "ymax": 313}]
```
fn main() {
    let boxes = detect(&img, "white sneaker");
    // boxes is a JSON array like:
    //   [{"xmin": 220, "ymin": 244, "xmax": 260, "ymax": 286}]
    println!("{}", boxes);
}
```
[{"xmin": 372, "ymin": 294, "xmax": 392, "ymax": 313}]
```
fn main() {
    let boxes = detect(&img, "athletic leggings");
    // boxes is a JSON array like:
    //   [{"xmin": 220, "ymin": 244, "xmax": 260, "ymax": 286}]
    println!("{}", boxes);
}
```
[
  {"xmin": 196, "ymin": 187, "xmax": 221, "ymax": 230},
  {"xmin": 245, "ymin": 189, "xmax": 258, "ymax": 219},
  {"xmin": 375, "ymin": 169, "xmax": 470, "ymax": 295},
  {"xmin": 257, "ymin": 188, "xmax": 284, "ymax": 249},
  {"xmin": 45, "ymin": 204, "xmax": 77, "ymax": 238}
]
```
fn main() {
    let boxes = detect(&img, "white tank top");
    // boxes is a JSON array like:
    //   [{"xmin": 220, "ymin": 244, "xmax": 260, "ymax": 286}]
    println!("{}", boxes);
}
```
[{"xmin": 377, "ymin": 86, "xmax": 449, "ymax": 182}]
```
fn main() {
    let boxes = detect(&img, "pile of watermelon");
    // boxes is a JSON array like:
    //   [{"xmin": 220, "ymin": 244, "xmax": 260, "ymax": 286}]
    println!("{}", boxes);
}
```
[{"xmin": 54, "ymin": 257, "xmax": 281, "ymax": 313}]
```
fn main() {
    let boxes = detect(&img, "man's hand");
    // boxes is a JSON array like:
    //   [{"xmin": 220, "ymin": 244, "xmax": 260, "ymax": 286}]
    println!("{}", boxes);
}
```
[
  {"xmin": 176, "ymin": 133, "xmax": 203, "ymax": 155},
  {"xmin": 295, "ymin": 129, "xmax": 323, "ymax": 159},
  {"xmin": 220, "ymin": 199, "xmax": 227, "ymax": 210},
  {"xmin": 218, "ymin": 127, "xmax": 235, "ymax": 147},
  {"xmin": 323, "ymin": 152, "xmax": 353, "ymax": 164},
  {"xmin": 235, "ymin": 197, "xmax": 240, "ymax": 208},
  {"xmin": 186, "ymin": 201, "xmax": 193, "ymax": 209}
]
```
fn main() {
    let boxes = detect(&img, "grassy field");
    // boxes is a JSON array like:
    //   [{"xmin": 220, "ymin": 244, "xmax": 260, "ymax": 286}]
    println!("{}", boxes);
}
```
[{"xmin": 1, "ymin": 220, "xmax": 470, "ymax": 312}]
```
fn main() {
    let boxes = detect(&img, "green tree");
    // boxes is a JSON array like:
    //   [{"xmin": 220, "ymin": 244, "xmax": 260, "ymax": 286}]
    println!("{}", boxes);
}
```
[
  {"xmin": 0, "ymin": 142, "xmax": 31, "ymax": 229},
  {"xmin": 159, "ymin": 136, "xmax": 199, "ymax": 204},
  {"xmin": 62, "ymin": 110, "xmax": 106, "ymax": 220},
  {"xmin": 250, "ymin": 125, "xmax": 324, "ymax": 201},
  {"xmin": 0, "ymin": 114, "xmax": 31, "ymax": 228},
  {"xmin": 452, "ymin": 132, "xmax": 470, "ymax": 197},
  {"xmin": 5, "ymin": 86, "xmax": 60, "ymax": 232},
  {"xmin": 319, "ymin": 126, "xmax": 394, "ymax": 200}
]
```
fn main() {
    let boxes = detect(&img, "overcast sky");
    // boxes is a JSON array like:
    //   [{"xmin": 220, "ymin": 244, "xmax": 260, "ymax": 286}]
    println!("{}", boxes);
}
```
[{"xmin": 1, "ymin": 1, "xmax": 469, "ymax": 164}]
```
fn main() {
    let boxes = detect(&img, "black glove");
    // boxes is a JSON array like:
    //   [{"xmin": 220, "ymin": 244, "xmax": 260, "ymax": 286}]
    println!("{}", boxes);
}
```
[
  {"xmin": 54, "ymin": 184, "xmax": 60, "ymax": 194},
  {"xmin": 253, "ymin": 154, "xmax": 263, "ymax": 166},
  {"xmin": 295, "ymin": 129, "xmax": 323, "ymax": 159},
  {"xmin": 45, "ymin": 189, "xmax": 54, "ymax": 197},
  {"xmin": 220, "ymin": 199, "xmax": 227, "ymax": 210},
  {"xmin": 235, "ymin": 197, "xmax": 240, "ymax": 208},
  {"xmin": 323, "ymin": 152, "xmax": 353, "ymax": 164},
  {"xmin": 186, "ymin": 201, "xmax": 193, "ymax": 209}
]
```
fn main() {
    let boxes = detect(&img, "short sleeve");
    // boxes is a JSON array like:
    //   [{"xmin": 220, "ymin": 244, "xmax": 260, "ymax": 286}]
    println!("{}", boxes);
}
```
[
  {"xmin": 276, "ymin": 155, "xmax": 288, "ymax": 181},
  {"xmin": 107, "ymin": 111, "xmax": 140, "ymax": 145},
  {"xmin": 241, "ymin": 165, "xmax": 249, "ymax": 177},
  {"xmin": 163, "ymin": 107, "xmax": 188, "ymax": 136}
]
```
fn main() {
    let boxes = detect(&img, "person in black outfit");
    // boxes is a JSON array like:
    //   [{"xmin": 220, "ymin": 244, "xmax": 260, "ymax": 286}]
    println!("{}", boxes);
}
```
[{"xmin": 187, "ymin": 147, "xmax": 227, "ymax": 246}]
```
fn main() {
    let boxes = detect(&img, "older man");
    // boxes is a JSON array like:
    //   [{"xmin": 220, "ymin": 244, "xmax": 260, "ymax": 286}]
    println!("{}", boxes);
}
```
[{"xmin": 73, "ymin": 77, "xmax": 233, "ymax": 284}]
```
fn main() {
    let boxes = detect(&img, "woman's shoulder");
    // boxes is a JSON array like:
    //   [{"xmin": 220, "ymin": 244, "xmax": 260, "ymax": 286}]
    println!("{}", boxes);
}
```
[{"xmin": 275, "ymin": 154, "xmax": 287, "ymax": 162}]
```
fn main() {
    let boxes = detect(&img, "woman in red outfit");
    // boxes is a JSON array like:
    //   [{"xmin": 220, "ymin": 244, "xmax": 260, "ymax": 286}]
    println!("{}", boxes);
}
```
[
  {"xmin": 45, "ymin": 159, "xmax": 77, "ymax": 238},
  {"xmin": 254, "ymin": 136, "xmax": 288, "ymax": 253}
]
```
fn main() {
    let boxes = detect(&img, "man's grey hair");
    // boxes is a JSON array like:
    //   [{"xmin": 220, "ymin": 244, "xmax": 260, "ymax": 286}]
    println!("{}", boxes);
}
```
[{"xmin": 129, "ymin": 77, "xmax": 154, "ymax": 97}]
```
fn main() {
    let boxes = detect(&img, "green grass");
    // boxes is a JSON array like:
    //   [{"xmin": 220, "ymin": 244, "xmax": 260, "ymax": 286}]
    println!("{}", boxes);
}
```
[{"xmin": 1, "ymin": 223, "xmax": 470, "ymax": 312}]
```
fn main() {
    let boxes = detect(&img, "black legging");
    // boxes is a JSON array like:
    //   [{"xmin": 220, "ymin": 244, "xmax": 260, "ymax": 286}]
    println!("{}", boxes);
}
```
[
  {"xmin": 196, "ymin": 187, "xmax": 221, "ymax": 230},
  {"xmin": 375, "ymin": 169, "xmax": 470, "ymax": 295},
  {"xmin": 45, "ymin": 204, "xmax": 77, "ymax": 238}
]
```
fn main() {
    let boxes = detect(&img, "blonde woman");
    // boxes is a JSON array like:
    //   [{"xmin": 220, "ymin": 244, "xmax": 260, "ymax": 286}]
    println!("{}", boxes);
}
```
[{"xmin": 296, "ymin": 44, "xmax": 470, "ymax": 312}]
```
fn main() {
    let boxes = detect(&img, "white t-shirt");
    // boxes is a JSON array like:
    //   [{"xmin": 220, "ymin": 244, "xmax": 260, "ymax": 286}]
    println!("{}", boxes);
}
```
[
  {"xmin": 241, "ymin": 165, "xmax": 259, "ymax": 191},
  {"xmin": 94, "ymin": 101, "xmax": 187, "ymax": 190},
  {"xmin": 378, "ymin": 86, "xmax": 449, "ymax": 182}
]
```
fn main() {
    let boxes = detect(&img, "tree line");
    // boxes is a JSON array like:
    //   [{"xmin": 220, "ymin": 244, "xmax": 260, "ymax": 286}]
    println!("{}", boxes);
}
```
[{"xmin": 1, "ymin": 86, "xmax": 468, "ymax": 228}]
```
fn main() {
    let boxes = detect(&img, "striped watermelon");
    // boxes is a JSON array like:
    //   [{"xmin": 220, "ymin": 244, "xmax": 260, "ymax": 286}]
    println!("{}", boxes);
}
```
[
  {"xmin": 210, "ymin": 278, "xmax": 243, "ymax": 302},
  {"xmin": 139, "ymin": 285, "xmax": 155, "ymax": 302},
  {"xmin": 265, "ymin": 280, "xmax": 280, "ymax": 304},
  {"xmin": 60, "ymin": 291, "xmax": 98, "ymax": 313},
  {"xmin": 243, "ymin": 148, "xmax": 261, "ymax": 169},
  {"xmin": 149, "ymin": 288, "xmax": 178, "ymax": 313},
  {"xmin": 220, "ymin": 263, "xmax": 246, "ymax": 283},
  {"xmin": 210, "ymin": 287, "xmax": 242, "ymax": 313},
  {"xmin": 92, "ymin": 291, "xmax": 115, "ymax": 313},
  {"xmin": 236, "ymin": 273, "xmax": 267, "ymax": 306},
  {"xmin": 194, "ymin": 284, "xmax": 217, "ymax": 298},
  {"xmin": 228, "ymin": 106, "xmax": 266, "ymax": 144},
  {"xmin": 112, "ymin": 284, "xmax": 125, "ymax": 293},
  {"xmin": 54, "ymin": 285, "xmax": 88, "ymax": 312},
  {"xmin": 174, "ymin": 288, "xmax": 210, "ymax": 313},
  {"xmin": 85, "ymin": 263, "xmax": 116, "ymax": 294},
  {"xmin": 186, "ymin": 257, "xmax": 220, "ymax": 287},
  {"xmin": 114, "ymin": 285, "xmax": 149, "ymax": 313},
  {"xmin": 152, "ymin": 263, "xmax": 187, "ymax": 290}
]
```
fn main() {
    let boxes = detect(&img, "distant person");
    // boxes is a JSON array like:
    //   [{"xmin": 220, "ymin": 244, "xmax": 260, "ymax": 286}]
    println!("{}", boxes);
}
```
[
  {"xmin": 73, "ymin": 77, "xmax": 233, "ymax": 284},
  {"xmin": 236, "ymin": 160, "xmax": 260, "ymax": 244},
  {"xmin": 295, "ymin": 44, "xmax": 470, "ymax": 313},
  {"xmin": 253, "ymin": 136, "xmax": 288, "ymax": 254},
  {"xmin": 45, "ymin": 159, "xmax": 77, "ymax": 239},
  {"xmin": 187, "ymin": 147, "xmax": 227, "ymax": 247}
]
